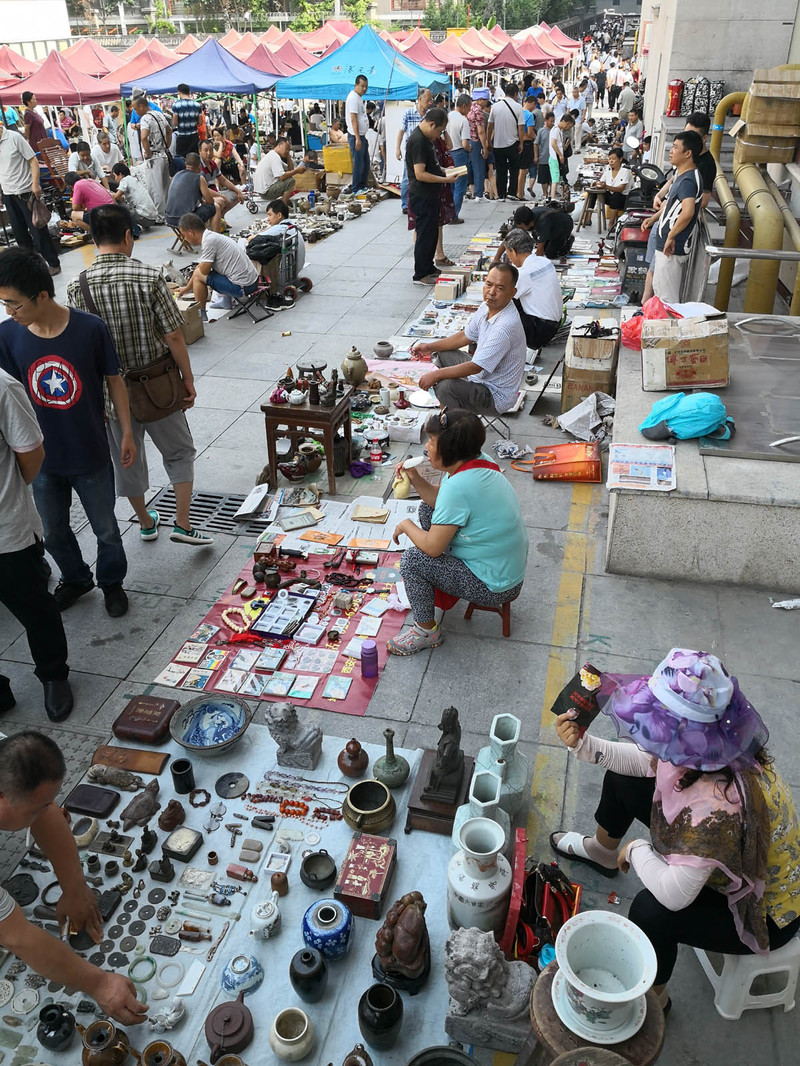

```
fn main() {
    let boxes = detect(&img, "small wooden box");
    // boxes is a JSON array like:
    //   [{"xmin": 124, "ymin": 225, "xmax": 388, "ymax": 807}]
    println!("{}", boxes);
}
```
[
  {"xmin": 333, "ymin": 832, "xmax": 397, "ymax": 920},
  {"xmin": 113, "ymin": 695, "xmax": 180, "ymax": 743}
]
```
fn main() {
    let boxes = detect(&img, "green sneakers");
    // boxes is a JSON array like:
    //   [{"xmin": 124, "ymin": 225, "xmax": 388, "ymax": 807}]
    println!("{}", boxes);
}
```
[
  {"xmin": 170, "ymin": 524, "xmax": 214, "ymax": 546},
  {"xmin": 140, "ymin": 509, "xmax": 160, "ymax": 541}
]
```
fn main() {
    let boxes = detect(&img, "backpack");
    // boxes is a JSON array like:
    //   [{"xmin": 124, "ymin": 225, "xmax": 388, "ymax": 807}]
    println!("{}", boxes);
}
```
[
  {"xmin": 246, "ymin": 234, "xmax": 283, "ymax": 264},
  {"xmin": 639, "ymin": 392, "xmax": 734, "ymax": 441}
]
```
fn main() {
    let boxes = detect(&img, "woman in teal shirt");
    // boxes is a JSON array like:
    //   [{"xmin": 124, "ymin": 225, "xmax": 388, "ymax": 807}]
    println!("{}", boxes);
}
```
[{"xmin": 388, "ymin": 408, "xmax": 528, "ymax": 656}]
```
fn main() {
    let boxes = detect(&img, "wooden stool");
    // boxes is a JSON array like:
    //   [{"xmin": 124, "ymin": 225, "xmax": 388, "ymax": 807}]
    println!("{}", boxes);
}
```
[
  {"xmin": 514, "ymin": 963, "xmax": 665, "ymax": 1066},
  {"xmin": 464, "ymin": 589, "xmax": 520, "ymax": 638},
  {"xmin": 576, "ymin": 191, "xmax": 606, "ymax": 234},
  {"xmin": 261, "ymin": 384, "xmax": 353, "ymax": 496}
]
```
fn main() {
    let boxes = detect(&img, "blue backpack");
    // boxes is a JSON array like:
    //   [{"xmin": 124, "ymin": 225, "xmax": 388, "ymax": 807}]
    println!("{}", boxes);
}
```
[{"xmin": 639, "ymin": 392, "xmax": 734, "ymax": 441}]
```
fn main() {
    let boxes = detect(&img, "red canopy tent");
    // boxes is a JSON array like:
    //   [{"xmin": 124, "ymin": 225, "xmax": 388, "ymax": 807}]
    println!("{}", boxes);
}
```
[
  {"xmin": 99, "ymin": 44, "xmax": 178, "ymax": 94},
  {"xmin": 325, "ymin": 20, "xmax": 360, "ymax": 38},
  {"xmin": 60, "ymin": 38, "xmax": 121, "ymax": 77},
  {"xmin": 435, "ymin": 33, "xmax": 480, "ymax": 66},
  {"xmin": 400, "ymin": 30, "xmax": 454, "ymax": 74},
  {"xmin": 270, "ymin": 29, "xmax": 304, "ymax": 49},
  {"xmin": 175, "ymin": 34, "xmax": 205, "ymax": 56},
  {"xmin": 464, "ymin": 38, "xmax": 549, "ymax": 71},
  {"xmin": 116, "ymin": 37, "xmax": 175, "ymax": 64},
  {"xmin": 391, "ymin": 30, "xmax": 411, "ymax": 43},
  {"xmin": 514, "ymin": 34, "xmax": 559, "ymax": 68},
  {"xmin": 0, "ymin": 65, "xmax": 18, "ymax": 89},
  {"xmin": 315, "ymin": 38, "xmax": 344, "ymax": 59},
  {"xmin": 0, "ymin": 45, "xmax": 40, "ymax": 77},
  {"xmin": 12, "ymin": 50, "xmax": 115, "ymax": 105},
  {"xmin": 270, "ymin": 38, "xmax": 317, "ymax": 72},
  {"xmin": 301, "ymin": 24, "xmax": 347, "ymax": 51},
  {"xmin": 527, "ymin": 28, "xmax": 569, "ymax": 63},
  {"xmin": 218, "ymin": 29, "xmax": 242, "ymax": 49},
  {"xmin": 243, "ymin": 43, "xmax": 294, "ymax": 78},
  {"xmin": 260, "ymin": 26, "xmax": 282, "ymax": 44},
  {"xmin": 487, "ymin": 24, "xmax": 512, "ymax": 45},
  {"xmin": 230, "ymin": 32, "xmax": 262, "ymax": 58},
  {"xmin": 459, "ymin": 26, "xmax": 500, "ymax": 58},
  {"xmin": 541, "ymin": 23, "xmax": 582, "ymax": 51}
]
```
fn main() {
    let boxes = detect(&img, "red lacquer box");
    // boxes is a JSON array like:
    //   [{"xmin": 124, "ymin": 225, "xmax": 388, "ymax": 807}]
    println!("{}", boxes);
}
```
[{"xmin": 333, "ymin": 832, "xmax": 398, "ymax": 919}]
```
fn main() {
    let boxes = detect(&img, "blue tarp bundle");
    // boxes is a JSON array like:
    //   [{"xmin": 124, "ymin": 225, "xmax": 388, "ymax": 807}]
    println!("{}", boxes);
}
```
[
  {"xmin": 274, "ymin": 25, "xmax": 450, "ymax": 100},
  {"xmin": 120, "ymin": 38, "xmax": 277, "ymax": 96}
]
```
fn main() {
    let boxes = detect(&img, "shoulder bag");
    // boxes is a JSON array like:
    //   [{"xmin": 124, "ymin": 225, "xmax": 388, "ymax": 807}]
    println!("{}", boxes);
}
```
[
  {"xmin": 502, "ymin": 99, "xmax": 521, "ymax": 151},
  {"xmin": 78, "ymin": 271, "xmax": 188, "ymax": 423}
]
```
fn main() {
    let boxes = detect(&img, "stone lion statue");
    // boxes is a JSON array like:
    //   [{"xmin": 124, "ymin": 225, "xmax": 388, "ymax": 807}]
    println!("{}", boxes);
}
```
[
  {"xmin": 265, "ymin": 701, "xmax": 322, "ymax": 769},
  {"xmin": 444, "ymin": 927, "xmax": 532, "ymax": 1019}
]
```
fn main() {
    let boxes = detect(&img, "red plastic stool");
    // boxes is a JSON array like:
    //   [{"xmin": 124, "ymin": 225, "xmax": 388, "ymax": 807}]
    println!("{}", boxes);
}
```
[{"xmin": 464, "ymin": 589, "xmax": 520, "ymax": 638}]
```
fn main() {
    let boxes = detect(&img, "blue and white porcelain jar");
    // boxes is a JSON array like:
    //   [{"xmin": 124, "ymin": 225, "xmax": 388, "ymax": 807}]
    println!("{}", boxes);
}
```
[
  {"xmin": 220, "ymin": 954, "xmax": 264, "ymax": 995},
  {"xmin": 302, "ymin": 899, "xmax": 354, "ymax": 961}
]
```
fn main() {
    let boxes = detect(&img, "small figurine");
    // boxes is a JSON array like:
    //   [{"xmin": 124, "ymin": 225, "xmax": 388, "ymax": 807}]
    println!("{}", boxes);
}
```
[
  {"xmin": 149, "ymin": 998, "xmax": 186, "ymax": 1033},
  {"xmin": 265, "ymin": 702, "xmax": 322, "ymax": 770},
  {"xmin": 372, "ymin": 892, "xmax": 431, "ymax": 993},
  {"xmin": 87, "ymin": 764, "xmax": 145, "ymax": 791},
  {"xmin": 158, "ymin": 800, "xmax": 185, "ymax": 832},
  {"xmin": 120, "ymin": 779, "xmax": 161, "ymax": 832},
  {"xmin": 424, "ymin": 707, "xmax": 465, "ymax": 803},
  {"xmin": 149, "ymin": 854, "xmax": 175, "ymax": 884},
  {"xmin": 141, "ymin": 826, "xmax": 158, "ymax": 854},
  {"xmin": 132, "ymin": 850, "xmax": 147, "ymax": 874}
]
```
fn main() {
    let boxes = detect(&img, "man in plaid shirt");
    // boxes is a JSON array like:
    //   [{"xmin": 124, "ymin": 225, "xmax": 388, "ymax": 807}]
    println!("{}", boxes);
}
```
[
  {"xmin": 395, "ymin": 88, "xmax": 432, "ymax": 213},
  {"xmin": 67, "ymin": 204, "xmax": 212, "ymax": 548}
]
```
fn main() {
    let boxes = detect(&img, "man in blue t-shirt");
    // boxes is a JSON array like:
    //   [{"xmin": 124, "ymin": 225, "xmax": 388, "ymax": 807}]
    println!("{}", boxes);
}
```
[
  {"xmin": 651, "ymin": 130, "xmax": 703, "ymax": 303},
  {"xmin": 0, "ymin": 250, "xmax": 135, "ymax": 619}
]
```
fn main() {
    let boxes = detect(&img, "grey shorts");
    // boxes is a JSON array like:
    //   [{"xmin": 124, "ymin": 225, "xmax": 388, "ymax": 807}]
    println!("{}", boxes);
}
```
[
  {"xmin": 107, "ymin": 410, "xmax": 196, "ymax": 497},
  {"xmin": 433, "ymin": 349, "xmax": 495, "ymax": 413}
]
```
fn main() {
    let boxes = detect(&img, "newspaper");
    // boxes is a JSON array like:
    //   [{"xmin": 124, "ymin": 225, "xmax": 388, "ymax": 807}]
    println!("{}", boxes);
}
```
[{"xmin": 607, "ymin": 443, "xmax": 676, "ymax": 492}]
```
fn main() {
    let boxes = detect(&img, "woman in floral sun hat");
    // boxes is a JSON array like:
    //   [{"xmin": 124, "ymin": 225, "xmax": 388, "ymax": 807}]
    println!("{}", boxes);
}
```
[{"xmin": 551, "ymin": 649, "xmax": 800, "ymax": 1012}]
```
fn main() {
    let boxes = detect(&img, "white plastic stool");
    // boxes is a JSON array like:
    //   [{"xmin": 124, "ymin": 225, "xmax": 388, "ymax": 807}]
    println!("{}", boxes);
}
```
[{"xmin": 694, "ymin": 937, "xmax": 800, "ymax": 1019}]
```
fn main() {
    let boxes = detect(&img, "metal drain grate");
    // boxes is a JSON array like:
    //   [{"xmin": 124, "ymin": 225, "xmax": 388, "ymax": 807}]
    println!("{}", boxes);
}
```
[{"xmin": 129, "ymin": 488, "xmax": 273, "ymax": 537}]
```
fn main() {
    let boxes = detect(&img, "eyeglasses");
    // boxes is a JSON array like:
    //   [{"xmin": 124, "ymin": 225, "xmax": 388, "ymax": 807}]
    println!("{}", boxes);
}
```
[{"xmin": 0, "ymin": 297, "xmax": 32, "ymax": 313}]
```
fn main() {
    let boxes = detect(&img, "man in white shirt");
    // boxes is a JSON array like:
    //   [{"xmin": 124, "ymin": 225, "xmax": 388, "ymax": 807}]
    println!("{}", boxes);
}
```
[
  {"xmin": 345, "ymin": 74, "xmax": 370, "ymax": 194},
  {"xmin": 132, "ymin": 88, "xmax": 172, "ymax": 214},
  {"xmin": 503, "ymin": 228, "xmax": 563, "ymax": 349},
  {"xmin": 487, "ymin": 83, "xmax": 524, "ymax": 201},
  {"xmin": 253, "ymin": 137, "xmax": 305, "ymax": 203},
  {"xmin": 111, "ymin": 162, "xmax": 160, "ymax": 228},
  {"xmin": 411, "ymin": 264, "xmax": 527, "ymax": 415},
  {"xmin": 0, "ymin": 119, "xmax": 61, "ymax": 274},
  {"xmin": 177, "ymin": 213, "xmax": 260, "ymax": 320},
  {"xmin": 607, "ymin": 63, "xmax": 623, "ymax": 112},
  {"xmin": 446, "ymin": 95, "xmax": 471, "ymax": 219},
  {"xmin": 68, "ymin": 141, "xmax": 105, "ymax": 185},
  {"xmin": 91, "ymin": 131, "xmax": 122, "ymax": 178}
]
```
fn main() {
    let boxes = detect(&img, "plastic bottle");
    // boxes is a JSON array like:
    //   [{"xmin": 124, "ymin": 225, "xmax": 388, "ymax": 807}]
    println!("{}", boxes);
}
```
[{"xmin": 360, "ymin": 640, "xmax": 379, "ymax": 679}]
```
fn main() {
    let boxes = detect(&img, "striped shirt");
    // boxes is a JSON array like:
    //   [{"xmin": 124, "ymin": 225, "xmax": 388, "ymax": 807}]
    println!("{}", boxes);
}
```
[
  {"xmin": 464, "ymin": 302, "xmax": 527, "ymax": 413},
  {"xmin": 401, "ymin": 106, "xmax": 424, "ymax": 145}
]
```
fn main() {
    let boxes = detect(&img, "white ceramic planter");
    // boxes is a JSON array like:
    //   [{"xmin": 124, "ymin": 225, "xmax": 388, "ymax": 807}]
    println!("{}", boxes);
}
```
[
  {"xmin": 268, "ymin": 1007, "xmax": 315, "ymax": 1061},
  {"xmin": 447, "ymin": 817, "xmax": 512, "ymax": 936},
  {"xmin": 553, "ymin": 911, "xmax": 657, "ymax": 1043}
]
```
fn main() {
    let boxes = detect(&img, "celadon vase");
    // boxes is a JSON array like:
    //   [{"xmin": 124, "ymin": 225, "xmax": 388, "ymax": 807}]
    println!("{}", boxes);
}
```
[
  {"xmin": 451, "ymin": 770, "xmax": 511, "ymax": 855},
  {"xmin": 475, "ymin": 713, "xmax": 529, "ymax": 816},
  {"xmin": 447, "ymin": 817, "xmax": 512, "ymax": 936}
]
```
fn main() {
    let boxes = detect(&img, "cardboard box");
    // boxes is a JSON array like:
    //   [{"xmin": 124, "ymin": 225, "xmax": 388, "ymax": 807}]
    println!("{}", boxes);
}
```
[
  {"xmin": 561, "ymin": 336, "xmax": 618, "ymax": 413},
  {"xmin": 570, "ymin": 316, "xmax": 620, "ymax": 362},
  {"xmin": 325, "ymin": 170, "xmax": 352, "ymax": 187},
  {"xmin": 294, "ymin": 169, "xmax": 325, "ymax": 192},
  {"xmin": 176, "ymin": 297, "xmax": 204, "ymax": 346},
  {"xmin": 641, "ymin": 315, "xmax": 729, "ymax": 391},
  {"xmin": 745, "ymin": 95, "xmax": 800, "ymax": 126},
  {"xmin": 734, "ymin": 132, "xmax": 798, "ymax": 165},
  {"xmin": 433, "ymin": 274, "xmax": 464, "ymax": 301},
  {"xmin": 322, "ymin": 144, "xmax": 353, "ymax": 171}
]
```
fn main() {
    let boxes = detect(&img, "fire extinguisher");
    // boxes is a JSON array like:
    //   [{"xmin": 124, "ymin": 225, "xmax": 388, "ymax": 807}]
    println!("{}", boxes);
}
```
[{"xmin": 666, "ymin": 80, "xmax": 684, "ymax": 118}]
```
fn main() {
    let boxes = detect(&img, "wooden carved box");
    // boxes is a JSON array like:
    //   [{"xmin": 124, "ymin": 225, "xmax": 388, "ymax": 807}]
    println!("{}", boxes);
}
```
[
  {"xmin": 113, "ymin": 695, "xmax": 180, "ymax": 744},
  {"xmin": 333, "ymin": 832, "xmax": 398, "ymax": 920}
]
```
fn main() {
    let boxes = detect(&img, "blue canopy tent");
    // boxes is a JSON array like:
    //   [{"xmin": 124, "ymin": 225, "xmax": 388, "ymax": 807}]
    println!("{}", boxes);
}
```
[
  {"xmin": 274, "ymin": 25, "xmax": 450, "ymax": 99},
  {"xmin": 119, "ymin": 38, "xmax": 278, "ymax": 95}
]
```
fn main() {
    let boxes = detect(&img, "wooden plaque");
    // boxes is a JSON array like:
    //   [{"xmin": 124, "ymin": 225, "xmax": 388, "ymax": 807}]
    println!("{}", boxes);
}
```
[{"xmin": 92, "ymin": 745, "xmax": 170, "ymax": 776}]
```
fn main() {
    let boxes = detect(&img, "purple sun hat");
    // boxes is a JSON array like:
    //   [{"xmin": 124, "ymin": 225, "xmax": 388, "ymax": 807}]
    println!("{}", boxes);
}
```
[{"xmin": 596, "ymin": 649, "xmax": 768, "ymax": 772}]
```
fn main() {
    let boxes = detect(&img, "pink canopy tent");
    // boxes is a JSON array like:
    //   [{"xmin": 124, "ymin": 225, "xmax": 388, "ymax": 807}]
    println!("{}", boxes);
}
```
[
  {"xmin": 0, "ymin": 45, "xmax": 39, "ymax": 77},
  {"xmin": 60, "ymin": 38, "xmax": 121, "ymax": 77},
  {"xmin": 99, "ymin": 43, "xmax": 179, "ymax": 93},
  {"xmin": 514, "ymin": 34, "xmax": 559, "ymax": 67},
  {"xmin": 527, "ymin": 28, "xmax": 569, "ymax": 63},
  {"xmin": 315, "ymin": 38, "xmax": 344, "ymax": 59},
  {"xmin": 302, "ymin": 24, "xmax": 347, "ymax": 51},
  {"xmin": 459, "ymin": 26, "xmax": 500, "ymax": 58},
  {"xmin": 270, "ymin": 38, "xmax": 317, "ymax": 72},
  {"xmin": 261, "ymin": 26, "xmax": 282, "ymax": 44},
  {"xmin": 463, "ymin": 38, "xmax": 549, "ymax": 71},
  {"xmin": 325, "ymin": 20, "xmax": 360, "ymax": 38},
  {"xmin": 243, "ymin": 43, "xmax": 294, "ymax": 78},
  {"xmin": 400, "ymin": 30, "xmax": 453, "ymax": 74},
  {"xmin": 0, "ymin": 65, "xmax": 18, "ymax": 90},
  {"xmin": 218, "ymin": 29, "xmax": 242, "ymax": 49},
  {"xmin": 541, "ymin": 23, "xmax": 582, "ymax": 51},
  {"xmin": 175, "ymin": 34, "xmax": 205, "ymax": 56},
  {"xmin": 270, "ymin": 29, "xmax": 304, "ymax": 49},
  {"xmin": 487, "ymin": 24, "xmax": 512, "ymax": 45},
  {"xmin": 391, "ymin": 30, "xmax": 411, "ymax": 43},
  {"xmin": 435, "ymin": 34, "xmax": 476, "ymax": 65},
  {"xmin": 12, "ymin": 50, "xmax": 115, "ymax": 105},
  {"xmin": 117, "ymin": 37, "xmax": 176, "ymax": 64},
  {"xmin": 230, "ymin": 32, "xmax": 262, "ymax": 58}
]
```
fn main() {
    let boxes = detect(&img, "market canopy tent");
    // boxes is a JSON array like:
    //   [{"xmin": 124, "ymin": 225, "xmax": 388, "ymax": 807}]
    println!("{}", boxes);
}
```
[
  {"xmin": 0, "ymin": 44, "xmax": 39, "ymax": 77},
  {"xmin": 218, "ymin": 29, "xmax": 242, "ymax": 49},
  {"xmin": 99, "ymin": 44, "xmax": 180, "ymax": 94},
  {"xmin": 244, "ymin": 43, "xmax": 295, "ymax": 78},
  {"xmin": 271, "ymin": 38, "xmax": 317, "ymax": 72},
  {"xmin": 117, "ymin": 36, "xmax": 176, "ymax": 63},
  {"xmin": 274, "ymin": 25, "xmax": 450, "ymax": 100},
  {"xmin": 463, "ymin": 39, "xmax": 547, "ymax": 71},
  {"xmin": 540, "ymin": 22, "xmax": 582, "ymax": 51},
  {"xmin": 435, "ymin": 34, "xmax": 477, "ymax": 65},
  {"xmin": 175, "ymin": 34, "xmax": 205, "ymax": 56},
  {"xmin": 459, "ymin": 26, "xmax": 500, "ymax": 58},
  {"xmin": 514, "ymin": 34, "xmax": 560, "ymax": 68},
  {"xmin": 261, "ymin": 26, "xmax": 282, "ymax": 44},
  {"xmin": 301, "ymin": 23, "xmax": 348, "ymax": 52},
  {"xmin": 0, "ymin": 65, "xmax": 17, "ymax": 89},
  {"xmin": 230, "ymin": 32, "xmax": 262, "ymax": 58},
  {"xmin": 60, "ymin": 37, "xmax": 121, "ymax": 76},
  {"xmin": 121, "ymin": 38, "xmax": 278, "ymax": 95},
  {"xmin": 325, "ymin": 20, "xmax": 360, "ymax": 39},
  {"xmin": 400, "ymin": 29, "xmax": 453, "ymax": 74},
  {"xmin": 12, "ymin": 50, "xmax": 114, "ymax": 105}
]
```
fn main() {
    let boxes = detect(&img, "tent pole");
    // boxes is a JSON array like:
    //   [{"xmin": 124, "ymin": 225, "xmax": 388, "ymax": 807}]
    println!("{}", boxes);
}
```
[{"xmin": 252, "ymin": 91, "xmax": 260, "ymax": 169}]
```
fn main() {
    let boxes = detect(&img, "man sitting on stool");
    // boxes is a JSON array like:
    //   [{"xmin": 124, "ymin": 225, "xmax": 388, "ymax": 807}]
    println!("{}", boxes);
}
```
[
  {"xmin": 176, "ymin": 213, "xmax": 260, "ymax": 321},
  {"xmin": 410, "ymin": 264, "xmax": 527, "ymax": 417},
  {"xmin": 503, "ymin": 228, "xmax": 563, "ymax": 350}
]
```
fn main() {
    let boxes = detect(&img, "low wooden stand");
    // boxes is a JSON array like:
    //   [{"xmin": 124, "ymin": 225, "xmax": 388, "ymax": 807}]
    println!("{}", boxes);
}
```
[
  {"xmin": 404, "ymin": 750, "xmax": 474, "ymax": 835},
  {"xmin": 261, "ymin": 384, "xmax": 353, "ymax": 496}
]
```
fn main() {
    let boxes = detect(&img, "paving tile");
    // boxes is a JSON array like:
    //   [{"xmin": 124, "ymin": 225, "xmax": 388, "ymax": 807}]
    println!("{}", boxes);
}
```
[
  {"xmin": 192, "ymin": 376, "xmax": 271, "ymax": 411},
  {"xmin": 715, "ymin": 586, "xmax": 800, "ymax": 681},
  {"xmin": 117, "ymin": 529, "xmax": 237, "ymax": 598},
  {"xmin": 0, "ymin": 661, "xmax": 119, "ymax": 731},
  {"xmin": 192, "ymin": 447, "xmax": 264, "ymax": 495},
  {"xmin": 124, "ymin": 597, "xmax": 218, "ymax": 684},
  {"xmin": 183, "ymin": 407, "xmax": 241, "ymax": 451}
]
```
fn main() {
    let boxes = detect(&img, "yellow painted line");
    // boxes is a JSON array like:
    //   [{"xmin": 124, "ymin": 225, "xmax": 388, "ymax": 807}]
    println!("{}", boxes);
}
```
[
  {"xmin": 492, "ymin": 1053, "xmax": 516, "ymax": 1066},
  {"xmin": 80, "ymin": 244, "xmax": 96, "ymax": 268}
]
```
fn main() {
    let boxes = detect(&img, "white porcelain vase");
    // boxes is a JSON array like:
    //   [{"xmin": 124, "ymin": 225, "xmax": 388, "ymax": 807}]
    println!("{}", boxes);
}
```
[
  {"xmin": 554, "ymin": 911, "xmax": 657, "ymax": 1041},
  {"xmin": 451, "ymin": 771, "xmax": 511, "ymax": 854},
  {"xmin": 475, "ymin": 713, "xmax": 529, "ymax": 816},
  {"xmin": 447, "ymin": 817, "xmax": 512, "ymax": 936}
]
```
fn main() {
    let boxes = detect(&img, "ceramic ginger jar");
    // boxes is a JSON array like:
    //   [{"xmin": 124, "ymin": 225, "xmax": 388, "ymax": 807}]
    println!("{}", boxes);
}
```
[
  {"xmin": 289, "ymin": 947, "xmax": 328, "ymax": 1002},
  {"xmin": 357, "ymin": 983, "xmax": 404, "ymax": 1050},
  {"xmin": 341, "ymin": 346, "xmax": 368, "ymax": 386},
  {"xmin": 268, "ymin": 1007, "xmax": 315, "ymax": 1062},
  {"xmin": 447, "ymin": 817, "xmax": 512, "ymax": 936},
  {"xmin": 302, "ymin": 898, "xmax": 354, "ymax": 960}
]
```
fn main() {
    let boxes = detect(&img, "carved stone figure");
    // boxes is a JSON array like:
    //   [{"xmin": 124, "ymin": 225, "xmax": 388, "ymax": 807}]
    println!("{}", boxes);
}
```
[
  {"xmin": 443, "ymin": 928, "xmax": 535, "ymax": 1053},
  {"xmin": 120, "ymin": 780, "xmax": 161, "ymax": 832},
  {"xmin": 373, "ymin": 892, "xmax": 430, "ymax": 993},
  {"xmin": 87, "ymin": 765, "xmax": 145, "ymax": 791},
  {"xmin": 158, "ymin": 800, "xmax": 185, "ymax": 832},
  {"xmin": 141, "ymin": 827, "xmax": 158, "ymax": 853},
  {"xmin": 265, "ymin": 702, "xmax": 322, "ymax": 770},
  {"xmin": 149, "ymin": 854, "xmax": 175, "ymax": 883},
  {"xmin": 424, "ymin": 707, "xmax": 464, "ymax": 802},
  {"xmin": 149, "ymin": 998, "xmax": 186, "ymax": 1033}
]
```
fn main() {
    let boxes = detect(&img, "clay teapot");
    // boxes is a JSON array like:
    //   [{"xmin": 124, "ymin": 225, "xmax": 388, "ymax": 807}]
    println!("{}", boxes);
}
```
[
  {"xmin": 140, "ymin": 1040, "xmax": 187, "ymax": 1066},
  {"xmin": 77, "ymin": 1019, "xmax": 132, "ymax": 1066},
  {"xmin": 341, "ymin": 347, "xmax": 368, "ymax": 387}
]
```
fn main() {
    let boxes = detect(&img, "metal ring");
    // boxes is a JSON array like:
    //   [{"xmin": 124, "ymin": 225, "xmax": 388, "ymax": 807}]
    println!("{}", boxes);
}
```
[
  {"xmin": 128, "ymin": 956, "xmax": 157, "ymax": 983},
  {"xmin": 157, "ymin": 960, "xmax": 185, "ymax": 988},
  {"xmin": 189, "ymin": 789, "xmax": 211, "ymax": 808},
  {"xmin": 41, "ymin": 880, "xmax": 62, "ymax": 907}
]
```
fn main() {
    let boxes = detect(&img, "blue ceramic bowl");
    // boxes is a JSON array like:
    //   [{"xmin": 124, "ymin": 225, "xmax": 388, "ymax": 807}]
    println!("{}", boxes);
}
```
[
  {"xmin": 302, "ymin": 899, "xmax": 354, "ymax": 961},
  {"xmin": 169, "ymin": 695, "xmax": 253, "ymax": 757},
  {"xmin": 220, "ymin": 953, "xmax": 264, "ymax": 995}
]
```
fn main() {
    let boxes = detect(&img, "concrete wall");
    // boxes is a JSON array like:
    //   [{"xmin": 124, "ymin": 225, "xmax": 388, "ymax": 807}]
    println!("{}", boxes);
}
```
[
  {"xmin": 640, "ymin": 0, "xmax": 799, "ymax": 165},
  {"xmin": 0, "ymin": 0, "xmax": 70, "ymax": 43}
]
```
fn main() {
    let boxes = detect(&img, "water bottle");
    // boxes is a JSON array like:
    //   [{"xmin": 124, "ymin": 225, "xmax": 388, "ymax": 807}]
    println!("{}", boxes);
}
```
[{"xmin": 308, "ymin": 190, "xmax": 316, "ymax": 209}]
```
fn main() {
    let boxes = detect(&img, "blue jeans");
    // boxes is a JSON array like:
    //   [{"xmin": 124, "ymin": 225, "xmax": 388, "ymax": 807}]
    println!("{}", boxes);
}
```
[
  {"xmin": 401, "ymin": 162, "xmax": 409, "ymax": 209},
  {"xmin": 469, "ymin": 140, "xmax": 486, "ymax": 199},
  {"xmin": 347, "ymin": 133, "xmax": 369, "ymax": 192},
  {"xmin": 207, "ymin": 272, "xmax": 259, "ymax": 298},
  {"xmin": 33, "ymin": 463, "xmax": 127, "ymax": 589},
  {"xmin": 450, "ymin": 148, "xmax": 469, "ymax": 216}
]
